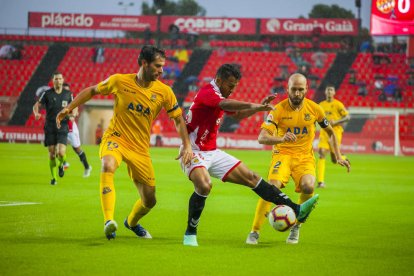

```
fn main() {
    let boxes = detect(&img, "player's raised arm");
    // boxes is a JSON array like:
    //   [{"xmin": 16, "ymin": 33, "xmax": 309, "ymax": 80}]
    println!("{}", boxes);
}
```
[
  {"xmin": 56, "ymin": 85, "xmax": 99, "ymax": 128},
  {"xmin": 220, "ymin": 98, "xmax": 274, "ymax": 120}
]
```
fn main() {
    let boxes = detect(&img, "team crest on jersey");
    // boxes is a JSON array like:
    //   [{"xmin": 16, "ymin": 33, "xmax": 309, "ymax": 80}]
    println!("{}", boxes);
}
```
[
  {"xmin": 265, "ymin": 114, "xmax": 273, "ymax": 125},
  {"xmin": 61, "ymin": 101, "xmax": 68, "ymax": 107},
  {"xmin": 150, "ymin": 94, "xmax": 157, "ymax": 101},
  {"xmin": 304, "ymin": 113, "xmax": 311, "ymax": 121}
]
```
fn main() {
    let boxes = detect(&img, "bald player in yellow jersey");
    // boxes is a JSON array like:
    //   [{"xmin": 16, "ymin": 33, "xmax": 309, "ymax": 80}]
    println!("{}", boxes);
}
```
[
  {"xmin": 246, "ymin": 73, "xmax": 351, "ymax": 245},
  {"xmin": 57, "ymin": 45, "xmax": 192, "ymax": 240},
  {"xmin": 317, "ymin": 85, "xmax": 350, "ymax": 188}
]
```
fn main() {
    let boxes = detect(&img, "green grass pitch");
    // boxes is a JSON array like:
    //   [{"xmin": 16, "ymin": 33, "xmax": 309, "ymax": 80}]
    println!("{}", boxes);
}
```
[{"xmin": 0, "ymin": 143, "xmax": 413, "ymax": 275}]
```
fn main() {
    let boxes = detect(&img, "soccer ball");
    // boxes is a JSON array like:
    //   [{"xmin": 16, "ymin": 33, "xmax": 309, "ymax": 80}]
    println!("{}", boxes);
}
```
[{"xmin": 268, "ymin": 205, "xmax": 297, "ymax": 232}]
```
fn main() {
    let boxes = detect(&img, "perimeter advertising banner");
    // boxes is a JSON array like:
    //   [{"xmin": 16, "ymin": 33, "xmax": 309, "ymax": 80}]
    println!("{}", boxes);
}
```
[
  {"xmin": 28, "ymin": 12, "xmax": 257, "ymax": 34},
  {"xmin": 1, "ymin": 126, "xmax": 413, "ymax": 155},
  {"xmin": 28, "ymin": 12, "xmax": 158, "ymax": 31},
  {"xmin": 260, "ymin": 18, "xmax": 358, "ymax": 36},
  {"xmin": 160, "ymin": 16, "xmax": 257, "ymax": 34},
  {"xmin": 371, "ymin": 0, "xmax": 414, "ymax": 35},
  {"xmin": 28, "ymin": 12, "xmax": 358, "ymax": 36}
]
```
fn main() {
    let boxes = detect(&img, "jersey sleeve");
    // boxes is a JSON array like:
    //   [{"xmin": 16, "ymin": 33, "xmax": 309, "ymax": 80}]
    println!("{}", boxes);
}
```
[
  {"xmin": 337, "ymin": 101, "xmax": 349, "ymax": 117},
  {"xmin": 38, "ymin": 91, "xmax": 47, "ymax": 105},
  {"xmin": 316, "ymin": 104, "xmax": 329, "ymax": 128},
  {"xmin": 163, "ymin": 87, "xmax": 182, "ymax": 119},
  {"xmin": 96, "ymin": 74, "xmax": 120, "ymax": 96},
  {"xmin": 200, "ymin": 89, "xmax": 224, "ymax": 108},
  {"xmin": 261, "ymin": 110, "xmax": 277, "ymax": 134}
]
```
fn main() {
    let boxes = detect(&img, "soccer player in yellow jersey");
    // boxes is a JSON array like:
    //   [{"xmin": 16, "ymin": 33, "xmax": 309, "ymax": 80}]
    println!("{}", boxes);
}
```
[
  {"xmin": 246, "ymin": 73, "xmax": 351, "ymax": 245},
  {"xmin": 317, "ymin": 85, "xmax": 350, "ymax": 188},
  {"xmin": 56, "ymin": 45, "xmax": 192, "ymax": 240}
]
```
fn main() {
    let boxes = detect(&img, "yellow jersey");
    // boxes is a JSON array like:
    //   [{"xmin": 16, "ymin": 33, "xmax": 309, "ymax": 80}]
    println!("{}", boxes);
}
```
[
  {"xmin": 97, "ymin": 73, "xmax": 182, "ymax": 155},
  {"xmin": 262, "ymin": 98, "xmax": 327, "ymax": 155},
  {"xmin": 319, "ymin": 99, "xmax": 348, "ymax": 132}
]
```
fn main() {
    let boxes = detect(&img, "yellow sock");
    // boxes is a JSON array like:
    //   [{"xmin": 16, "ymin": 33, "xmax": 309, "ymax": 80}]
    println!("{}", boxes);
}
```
[
  {"xmin": 298, "ymin": 192, "xmax": 314, "ymax": 204},
  {"xmin": 341, "ymin": 154, "xmax": 347, "ymax": 160},
  {"xmin": 100, "ymin": 172, "xmax": 115, "ymax": 222},
  {"xmin": 251, "ymin": 198, "xmax": 272, "ymax": 233},
  {"xmin": 127, "ymin": 199, "xmax": 151, "ymax": 227},
  {"xmin": 317, "ymin": 158, "xmax": 326, "ymax": 183}
]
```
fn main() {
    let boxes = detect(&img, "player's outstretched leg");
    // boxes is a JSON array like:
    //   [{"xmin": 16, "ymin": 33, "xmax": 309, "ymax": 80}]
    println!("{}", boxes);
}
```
[
  {"xmin": 297, "ymin": 194, "xmax": 319, "ymax": 223},
  {"xmin": 104, "ymin": 220, "xmax": 118, "ymax": 240},
  {"xmin": 124, "ymin": 218, "xmax": 152, "ymax": 239}
]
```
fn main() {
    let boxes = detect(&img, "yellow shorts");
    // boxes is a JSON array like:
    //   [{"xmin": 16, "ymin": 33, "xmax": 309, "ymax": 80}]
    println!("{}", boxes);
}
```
[
  {"xmin": 99, "ymin": 135, "xmax": 155, "ymax": 186},
  {"xmin": 267, "ymin": 153, "xmax": 315, "ymax": 193},
  {"xmin": 318, "ymin": 128, "xmax": 343, "ymax": 151}
]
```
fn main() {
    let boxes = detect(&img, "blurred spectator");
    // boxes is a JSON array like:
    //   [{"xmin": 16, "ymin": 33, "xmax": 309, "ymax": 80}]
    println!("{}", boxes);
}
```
[
  {"xmin": 93, "ymin": 42, "xmax": 105, "ymax": 63},
  {"xmin": 217, "ymin": 46, "xmax": 227, "ymax": 57},
  {"xmin": 169, "ymin": 24, "xmax": 180, "ymax": 49},
  {"xmin": 384, "ymin": 75, "xmax": 399, "ymax": 101},
  {"xmin": 163, "ymin": 62, "xmax": 181, "ymax": 80},
  {"xmin": 296, "ymin": 63, "xmax": 310, "ymax": 78},
  {"xmin": 173, "ymin": 46, "xmax": 189, "ymax": 64},
  {"xmin": 95, "ymin": 123, "xmax": 103, "ymax": 145},
  {"xmin": 185, "ymin": 75, "xmax": 200, "ymax": 91},
  {"xmin": 0, "ymin": 44, "xmax": 21, "ymax": 60},
  {"xmin": 308, "ymin": 74, "xmax": 320, "ymax": 89},
  {"xmin": 144, "ymin": 27, "xmax": 152, "ymax": 45},
  {"xmin": 348, "ymin": 69, "xmax": 356, "ymax": 85},
  {"xmin": 373, "ymin": 53, "xmax": 391, "ymax": 65},
  {"xmin": 360, "ymin": 40, "xmax": 374, "ymax": 53},
  {"xmin": 152, "ymin": 120, "xmax": 163, "ymax": 147},
  {"xmin": 311, "ymin": 51, "xmax": 327, "ymax": 68},
  {"xmin": 340, "ymin": 36, "xmax": 353, "ymax": 53},
  {"xmin": 270, "ymin": 77, "xmax": 285, "ymax": 95},
  {"xmin": 186, "ymin": 30, "xmax": 199, "ymax": 49},
  {"xmin": 260, "ymin": 35, "xmax": 271, "ymax": 52},
  {"xmin": 357, "ymin": 81, "xmax": 368, "ymax": 96},
  {"xmin": 374, "ymin": 75, "xmax": 384, "ymax": 92},
  {"xmin": 290, "ymin": 48, "xmax": 305, "ymax": 66},
  {"xmin": 279, "ymin": 65, "xmax": 289, "ymax": 79}
]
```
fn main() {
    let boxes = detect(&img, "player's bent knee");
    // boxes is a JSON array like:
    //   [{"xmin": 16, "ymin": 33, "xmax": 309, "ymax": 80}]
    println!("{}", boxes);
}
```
[
  {"xmin": 144, "ymin": 198, "xmax": 156, "ymax": 208},
  {"xmin": 195, "ymin": 182, "xmax": 211, "ymax": 196}
]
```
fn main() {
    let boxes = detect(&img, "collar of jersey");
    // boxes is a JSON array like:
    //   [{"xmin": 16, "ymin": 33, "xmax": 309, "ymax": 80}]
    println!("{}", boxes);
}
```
[{"xmin": 210, "ymin": 79, "xmax": 223, "ymax": 98}]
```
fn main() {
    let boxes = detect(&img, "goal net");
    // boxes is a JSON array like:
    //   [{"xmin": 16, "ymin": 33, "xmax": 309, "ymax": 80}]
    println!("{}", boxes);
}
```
[{"xmin": 338, "ymin": 108, "xmax": 414, "ymax": 156}]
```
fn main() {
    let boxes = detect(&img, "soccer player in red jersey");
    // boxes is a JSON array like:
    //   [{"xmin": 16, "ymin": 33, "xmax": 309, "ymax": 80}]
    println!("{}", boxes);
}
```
[{"xmin": 180, "ymin": 64, "xmax": 319, "ymax": 246}]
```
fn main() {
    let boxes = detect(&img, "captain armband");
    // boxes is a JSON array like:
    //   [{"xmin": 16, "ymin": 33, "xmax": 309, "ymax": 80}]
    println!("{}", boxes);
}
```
[{"xmin": 318, "ymin": 118, "xmax": 329, "ymax": 128}]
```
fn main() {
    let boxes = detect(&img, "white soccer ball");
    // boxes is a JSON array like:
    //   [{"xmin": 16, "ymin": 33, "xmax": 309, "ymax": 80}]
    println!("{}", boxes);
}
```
[{"xmin": 268, "ymin": 205, "xmax": 297, "ymax": 232}]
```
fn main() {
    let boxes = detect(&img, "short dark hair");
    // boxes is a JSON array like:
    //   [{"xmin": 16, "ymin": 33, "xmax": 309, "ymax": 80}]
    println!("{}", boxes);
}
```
[
  {"xmin": 138, "ymin": 45, "xmax": 166, "ymax": 66},
  {"xmin": 216, "ymin": 64, "xmax": 242, "ymax": 80},
  {"xmin": 53, "ymin": 71, "xmax": 62, "ymax": 77}
]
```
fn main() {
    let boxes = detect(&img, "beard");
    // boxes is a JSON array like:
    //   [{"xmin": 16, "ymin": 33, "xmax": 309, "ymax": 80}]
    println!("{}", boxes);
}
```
[{"xmin": 289, "ymin": 95, "xmax": 304, "ymax": 106}]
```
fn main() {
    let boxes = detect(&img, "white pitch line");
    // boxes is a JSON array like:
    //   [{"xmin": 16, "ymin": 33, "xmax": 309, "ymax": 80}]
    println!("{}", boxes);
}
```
[{"xmin": 0, "ymin": 201, "xmax": 42, "ymax": 207}]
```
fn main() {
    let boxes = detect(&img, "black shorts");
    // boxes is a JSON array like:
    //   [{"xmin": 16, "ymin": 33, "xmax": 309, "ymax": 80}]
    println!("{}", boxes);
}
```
[{"xmin": 44, "ymin": 123, "xmax": 69, "ymax": 147}]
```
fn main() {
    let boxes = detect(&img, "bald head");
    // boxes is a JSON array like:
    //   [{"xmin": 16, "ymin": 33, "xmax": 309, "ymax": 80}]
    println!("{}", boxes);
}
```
[
  {"xmin": 288, "ymin": 73, "xmax": 307, "ymax": 88},
  {"xmin": 287, "ymin": 73, "xmax": 308, "ymax": 107}
]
